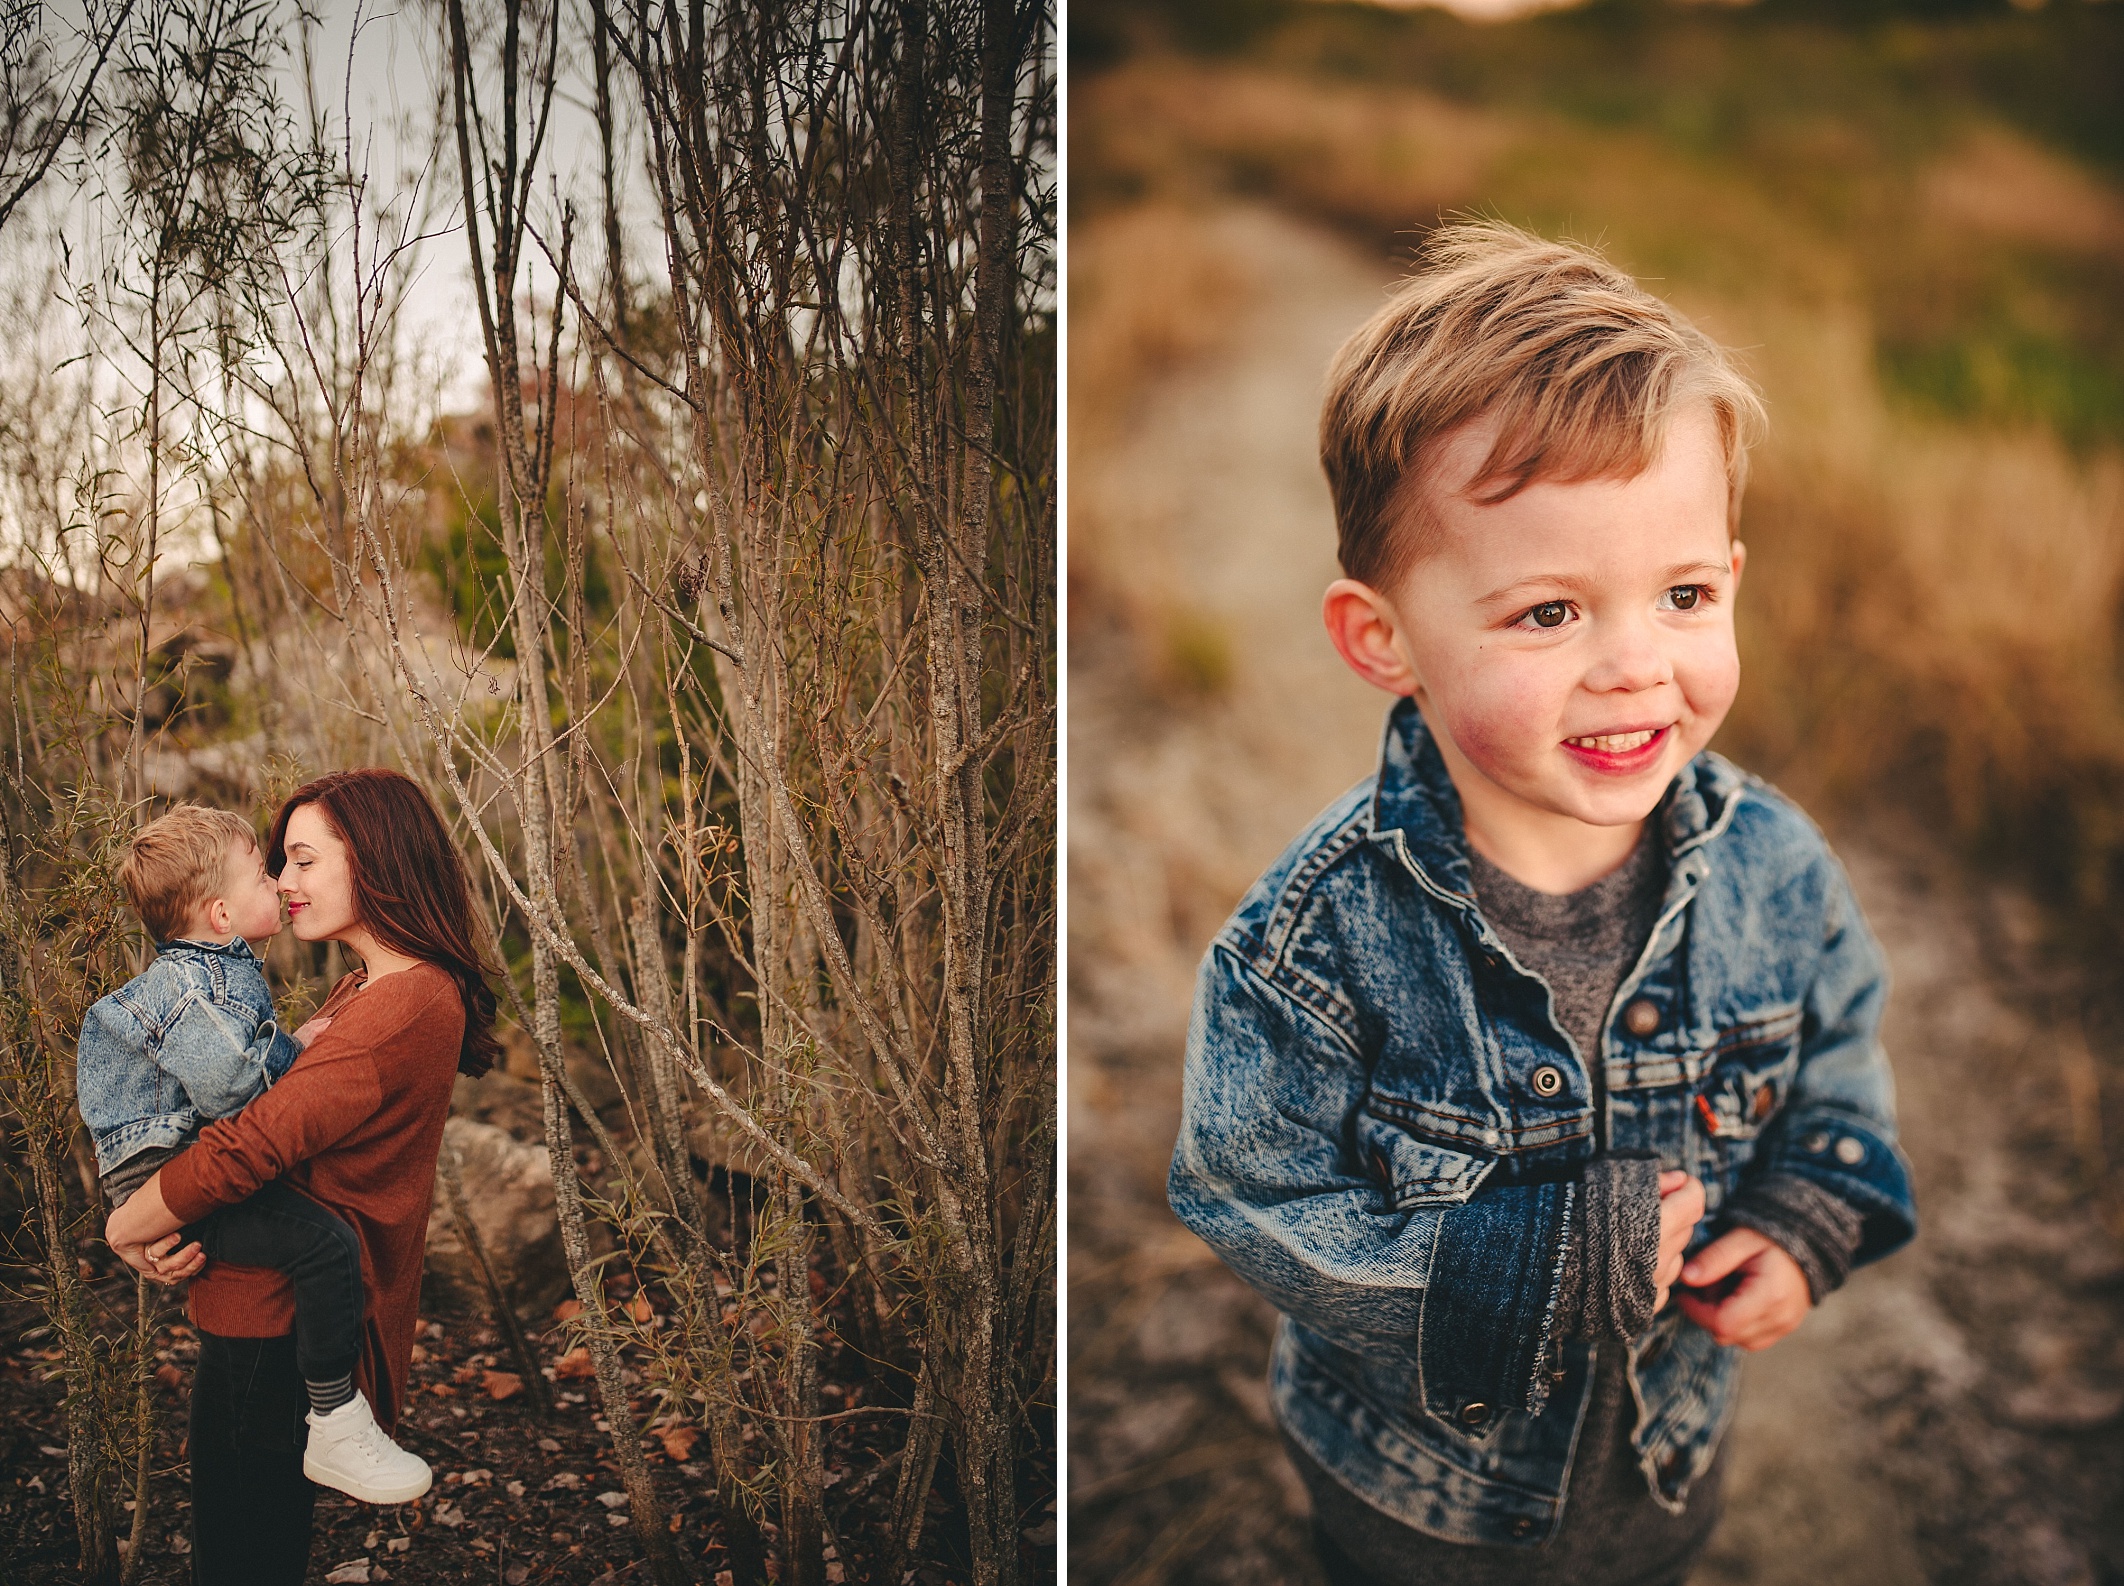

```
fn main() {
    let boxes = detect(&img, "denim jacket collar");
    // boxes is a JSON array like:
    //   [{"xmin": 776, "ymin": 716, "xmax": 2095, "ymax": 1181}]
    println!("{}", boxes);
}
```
[
  {"xmin": 154, "ymin": 936, "xmax": 264, "ymax": 962},
  {"xmin": 1367, "ymin": 697, "xmax": 1747, "ymax": 904}
]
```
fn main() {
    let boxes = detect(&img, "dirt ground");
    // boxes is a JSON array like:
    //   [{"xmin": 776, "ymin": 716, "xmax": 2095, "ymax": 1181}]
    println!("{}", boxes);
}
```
[
  {"xmin": 0, "ymin": 1259, "xmax": 941, "ymax": 1586},
  {"xmin": 1066, "ymin": 205, "xmax": 2124, "ymax": 1586},
  {"xmin": 0, "ymin": 1099, "xmax": 1031, "ymax": 1584}
]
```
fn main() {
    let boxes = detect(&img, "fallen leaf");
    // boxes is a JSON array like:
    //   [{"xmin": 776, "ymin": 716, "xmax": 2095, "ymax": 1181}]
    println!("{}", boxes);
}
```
[
  {"xmin": 155, "ymin": 1364, "xmax": 185, "ymax": 1391},
  {"xmin": 627, "ymin": 1292, "xmax": 654, "ymax": 1323},
  {"xmin": 655, "ymin": 1424, "xmax": 700, "ymax": 1462},
  {"xmin": 432, "ymin": 1505, "xmax": 466, "ymax": 1529},
  {"xmin": 323, "ymin": 1562, "xmax": 371, "ymax": 1584},
  {"xmin": 554, "ymin": 1298, "xmax": 584, "ymax": 1323},
  {"xmin": 452, "ymin": 1363, "xmax": 482, "ymax": 1386},
  {"xmin": 596, "ymin": 1491, "xmax": 628, "ymax": 1509},
  {"xmin": 427, "ymin": 1382, "xmax": 458, "ymax": 1399},
  {"xmin": 551, "ymin": 1347, "xmax": 596, "ymax": 1381},
  {"xmin": 481, "ymin": 1370, "xmax": 523, "ymax": 1402}
]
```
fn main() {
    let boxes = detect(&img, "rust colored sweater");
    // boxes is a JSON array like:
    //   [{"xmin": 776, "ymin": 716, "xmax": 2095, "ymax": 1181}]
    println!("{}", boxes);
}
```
[{"xmin": 159, "ymin": 963, "xmax": 463, "ymax": 1432}]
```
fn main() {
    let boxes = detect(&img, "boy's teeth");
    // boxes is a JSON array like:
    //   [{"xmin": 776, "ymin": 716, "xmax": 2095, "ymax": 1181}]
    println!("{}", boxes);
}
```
[{"xmin": 1568, "ymin": 729, "xmax": 1658, "ymax": 753}]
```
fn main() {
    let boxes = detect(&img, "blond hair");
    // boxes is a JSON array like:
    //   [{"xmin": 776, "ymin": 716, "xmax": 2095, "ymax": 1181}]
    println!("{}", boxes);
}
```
[
  {"xmin": 119, "ymin": 805, "xmax": 259, "ymax": 942},
  {"xmin": 1320, "ymin": 221, "xmax": 1765, "ymax": 591}
]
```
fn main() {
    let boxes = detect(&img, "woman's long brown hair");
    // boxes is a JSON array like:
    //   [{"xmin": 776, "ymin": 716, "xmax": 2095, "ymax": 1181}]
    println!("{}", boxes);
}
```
[{"xmin": 266, "ymin": 768, "xmax": 503, "ymax": 1078}]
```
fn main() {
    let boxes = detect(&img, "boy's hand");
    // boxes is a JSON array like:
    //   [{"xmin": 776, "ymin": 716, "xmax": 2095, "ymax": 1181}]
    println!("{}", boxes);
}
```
[
  {"xmin": 1677, "ymin": 1227, "xmax": 1810, "ymax": 1350},
  {"xmin": 1653, "ymin": 1170, "xmax": 1704, "ymax": 1314},
  {"xmin": 292, "ymin": 1015, "xmax": 333, "ymax": 1049}
]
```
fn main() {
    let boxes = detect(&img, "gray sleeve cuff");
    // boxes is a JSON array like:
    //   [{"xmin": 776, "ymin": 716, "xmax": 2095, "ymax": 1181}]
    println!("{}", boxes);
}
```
[
  {"xmin": 1722, "ymin": 1171, "xmax": 1865, "ymax": 1304},
  {"xmin": 1552, "ymin": 1155, "xmax": 1662, "ymax": 1342}
]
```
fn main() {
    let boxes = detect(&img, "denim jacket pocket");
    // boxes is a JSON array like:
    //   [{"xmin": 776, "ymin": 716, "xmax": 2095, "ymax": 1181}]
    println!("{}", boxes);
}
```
[
  {"xmin": 1688, "ymin": 1007, "xmax": 1803, "ymax": 1209},
  {"xmin": 1358, "ymin": 1109, "xmax": 1495, "ymax": 1209},
  {"xmin": 1690, "ymin": 1007, "xmax": 1802, "ymax": 1143}
]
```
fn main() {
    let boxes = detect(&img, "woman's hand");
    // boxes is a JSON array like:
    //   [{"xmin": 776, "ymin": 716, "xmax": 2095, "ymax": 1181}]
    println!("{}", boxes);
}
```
[
  {"xmin": 292, "ymin": 1014, "xmax": 334, "ymax": 1049},
  {"xmin": 104, "ymin": 1180, "xmax": 185, "ymax": 1265},
  {"xmin": 109, "ymin": 1230, "xmax": 206, "ymax": 1286}
]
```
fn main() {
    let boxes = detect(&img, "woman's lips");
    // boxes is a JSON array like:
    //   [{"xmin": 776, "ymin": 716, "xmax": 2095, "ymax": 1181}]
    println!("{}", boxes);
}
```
[{"xmin": 1561, "ymin": 724, "xmax": 1671, "ymax": 774}]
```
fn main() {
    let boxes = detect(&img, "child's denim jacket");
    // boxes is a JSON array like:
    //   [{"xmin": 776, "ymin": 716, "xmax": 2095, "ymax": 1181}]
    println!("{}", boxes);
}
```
[
  {"xmin": 1168, "ymin": 700, "xmax": 1916, "ymax": 1547},
  {"xmin": 76, "ymin": 938, "xmax": 301, "ymax": 1176}
]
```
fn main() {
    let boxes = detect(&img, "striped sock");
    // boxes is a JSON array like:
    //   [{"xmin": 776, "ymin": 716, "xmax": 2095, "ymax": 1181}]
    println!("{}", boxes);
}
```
[{"xmin": 306, "ymin": 1373, "xmax": 357, "ymax": 1417}]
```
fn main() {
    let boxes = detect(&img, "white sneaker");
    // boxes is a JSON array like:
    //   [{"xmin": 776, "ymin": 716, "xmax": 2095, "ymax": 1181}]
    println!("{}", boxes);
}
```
[{"xmin": 302, "ymin": 1393, "xmax": 433, "ymax": 1504}]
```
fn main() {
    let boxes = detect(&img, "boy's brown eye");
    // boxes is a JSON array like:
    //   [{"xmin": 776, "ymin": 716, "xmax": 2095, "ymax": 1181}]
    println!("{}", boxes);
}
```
[
  {"xmin": 1530, "ymin": 602, "xmax": 1568, "ymax": 628},
  {"xmin": 1670, "ymin": 586, "xmax": 1700, "ymax": 610}
]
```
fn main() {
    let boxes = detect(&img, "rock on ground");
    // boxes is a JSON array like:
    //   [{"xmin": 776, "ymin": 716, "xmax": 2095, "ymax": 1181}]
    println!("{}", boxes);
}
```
[{"xmin": 423, "ymin": 1116, "xmax": 570, "ymax": 1323}]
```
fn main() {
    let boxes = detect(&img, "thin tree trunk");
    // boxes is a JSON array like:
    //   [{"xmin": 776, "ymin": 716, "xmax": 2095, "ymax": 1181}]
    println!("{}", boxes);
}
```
[{"xmin": 540, "ymin": 1052, "xmax": 692, "ymax": 1585}]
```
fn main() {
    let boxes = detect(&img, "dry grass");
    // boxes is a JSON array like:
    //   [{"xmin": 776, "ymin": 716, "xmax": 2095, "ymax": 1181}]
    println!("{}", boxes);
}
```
[{"xmin": 1069, "ymin": 204, "xmax": 1257, "ymax": 703}]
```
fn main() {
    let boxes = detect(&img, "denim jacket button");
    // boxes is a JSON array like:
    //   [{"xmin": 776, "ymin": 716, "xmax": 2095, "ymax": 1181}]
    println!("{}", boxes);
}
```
[
  {"xmin": 1802, "ymin": 1131, "xmax": 1832, "ymax": 1154},
  {"xmin": 1458, "ymin": 1401, "xmax": 1491, "ymax": 1429},
  {"xmin": 1511, "ymin": 1517, "xmax": 1537, "ymax": 1539},
  {"xmin": 1622, "ymin": 999, "xmax": 1661, "ymax": 1038},
  {"xmin": 1529, "ymin": 1064, "xmax": 1564, "ymax": 1098},
  {"xmin": 1834, "ymin": 1136, "xmax": 1866, "ymax": 1165}
]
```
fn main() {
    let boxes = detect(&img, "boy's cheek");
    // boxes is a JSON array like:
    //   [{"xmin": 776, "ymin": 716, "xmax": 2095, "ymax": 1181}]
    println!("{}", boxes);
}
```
[{"xmin": 1431, "ymin": 670, "xmax": 1559, "ymax": 773}]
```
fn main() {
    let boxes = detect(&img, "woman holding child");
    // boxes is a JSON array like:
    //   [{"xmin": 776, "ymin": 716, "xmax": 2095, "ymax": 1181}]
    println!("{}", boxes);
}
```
[{"xmin": 104, "ymin": 768, "xmax": 501, "ymax": 1583}]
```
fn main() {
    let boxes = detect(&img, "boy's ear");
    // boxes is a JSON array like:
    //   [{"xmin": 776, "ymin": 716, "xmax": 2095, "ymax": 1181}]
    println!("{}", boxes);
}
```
[
  {"xmin": 1729, "ymin": 539, "xmax": 1747, "ymax": 592},
  {"xmin": 200, "ymin": 895, "xmax": 234, "ymax": 940},
  {"xmin": 1323, "ymin": 579, "xmax": 1422, "ymax": 697}
]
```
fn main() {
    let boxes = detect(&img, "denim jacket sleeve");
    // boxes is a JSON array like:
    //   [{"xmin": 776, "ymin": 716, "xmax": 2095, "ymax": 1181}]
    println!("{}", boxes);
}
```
[
  {"xmin": 155, "ymin": 989, "xmax": 299, "ymax": 1120},
  {"xmin": 1737, "ymin": 852, "xmax": 1917, "ymax": 1267},
  {"xmin": 1169, "ymin": 941, "xmax": 1573, "ymax": 1418}
]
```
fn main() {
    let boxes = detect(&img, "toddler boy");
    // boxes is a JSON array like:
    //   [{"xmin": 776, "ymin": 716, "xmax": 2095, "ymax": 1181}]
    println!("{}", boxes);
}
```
[
  {"xmin": 82, "ymin": 804, "xmax": 431, "ymax": 1505},
  {"xmin": 1168, "ymin": 224, "xmax": 1915, "ymax": 1583}
]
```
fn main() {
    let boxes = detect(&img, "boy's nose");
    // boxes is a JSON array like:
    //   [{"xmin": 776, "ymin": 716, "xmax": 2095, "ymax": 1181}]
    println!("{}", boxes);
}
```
[{"xmin": 1584, "ymin": 619, "xmax": 1673, "ymax": 693}]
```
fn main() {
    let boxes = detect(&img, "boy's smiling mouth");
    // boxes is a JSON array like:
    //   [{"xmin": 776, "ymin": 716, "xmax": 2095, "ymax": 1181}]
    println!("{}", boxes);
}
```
[
  {"xmin": 1560, "ymin": 723, "xmax": 1673, "ymax": 772},
  {"xmin": 1564, "ymin": 727, "xmax": 1661, "ymax": 753}
]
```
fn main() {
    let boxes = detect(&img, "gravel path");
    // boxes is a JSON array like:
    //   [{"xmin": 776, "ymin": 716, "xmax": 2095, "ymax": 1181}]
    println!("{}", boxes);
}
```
[{"xmin": 1066, "ymin": 204, "xmax": 2124, "ymax": 1586}]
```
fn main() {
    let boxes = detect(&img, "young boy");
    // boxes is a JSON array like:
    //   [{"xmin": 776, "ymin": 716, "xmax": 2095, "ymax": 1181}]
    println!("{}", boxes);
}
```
[
  {"xmin": 1168, "ymin": 224, "xmax": 1915, "ymax": 1583},
  {"xmin": 82, "ymin": 804, "xmax": 432, "ymax": 1505}
]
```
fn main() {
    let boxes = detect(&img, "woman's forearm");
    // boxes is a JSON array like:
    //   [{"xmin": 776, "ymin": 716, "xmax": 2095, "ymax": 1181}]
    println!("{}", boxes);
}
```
[{"xmin": 105, "ymin": 1171, "xmax": 183, "ymax": 1248}]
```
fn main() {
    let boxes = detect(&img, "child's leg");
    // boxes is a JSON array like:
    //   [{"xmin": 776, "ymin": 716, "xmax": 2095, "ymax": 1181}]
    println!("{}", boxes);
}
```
[{"xmin": 186, "ymin": 1182, "xmax": 364, "ymax": 1414}]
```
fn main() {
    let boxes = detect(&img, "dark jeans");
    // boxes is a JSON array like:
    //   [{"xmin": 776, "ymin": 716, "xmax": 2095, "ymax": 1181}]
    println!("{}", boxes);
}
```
[
  {"xmin": 186, "ymin": 1181, "xmax": 363, "ymax": 1382},
  {"xmin": 1312, "ymin": 1524, "xmax": 1691, "ymax": 1586},
  {"xmin": 189, "ymin": 1330, "xmax": 315, "ymax": 1585}
]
